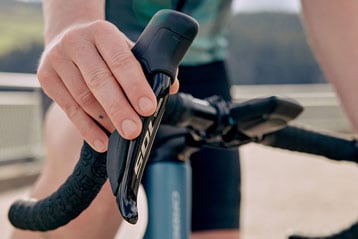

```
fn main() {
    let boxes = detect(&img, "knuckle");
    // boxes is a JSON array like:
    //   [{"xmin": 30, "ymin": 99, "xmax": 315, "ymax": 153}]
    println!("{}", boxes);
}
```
[
  {"xmin": 77, "ymin": 90, "xmax": 97, "ymax": 108},
  {"xmin": 77, "ymin": 122, "xmax": 94, "ymax": 139},
  {"xmin": 37, "ymin": 67, "xmax": 52, "ymax": 85},
  {"xmin": 109, "ymin": 50, "xmax": 134, "ymax": 71},
  {"xmin": 61, "ymin": 27, "xmax": 91, "ymax": 55},
  {"xmin": 86, "ymin": 67, "xmax": 113, "ymax": 90},
  {"xmin": 62, "ymin": 27, "xmax": 82, "ymax": 45},
  {"xmin": 37, "ymin": 70, "xmax": 56, "ymax": 98},
  {"xmin": 64, "ymin": 105, "xmax": 93, "ymax": 135},
  {"xmin": 91, "ymin": 20, "xmax": 109, "ymax": 30},
  {"xmin": 61, "ymin": 103, "xmax": 102, "ymax": 144},
  {"xmin": 39, "ymin": 41, "xmax": 64, "ymax": 66},
  {"xmin": 91, "ymin": 20, "xmax": 116, "ymax": 34},
  {"xmin": 64, "ymin": 104, "xmax": 82, "ymax": 122},
  {"xmin": 45, "ymin": 46, "xmax": 63, "ymax": 64}
]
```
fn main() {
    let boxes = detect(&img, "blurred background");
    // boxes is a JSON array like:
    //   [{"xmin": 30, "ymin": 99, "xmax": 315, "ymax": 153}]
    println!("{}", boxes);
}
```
[
  {"xmin": 0, "ymin": 1, "xmax": 357, "ymax": 239},
  {"xmin": 0, "ymin": 0, "xmax": 321, "ymax": 83}
]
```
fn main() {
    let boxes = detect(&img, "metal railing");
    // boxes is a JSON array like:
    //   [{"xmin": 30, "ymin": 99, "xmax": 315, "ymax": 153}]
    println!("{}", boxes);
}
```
[
  {"xmin": 231, "ymin": 84, "xmax": 352, "ymax": 134},
  {"xmin": 0, "ymin": 72, "xmax": 43, "ymax": 164},
  {"xmin": 0, "ymin": 72, "xmax": 353, "ymax": 164}
]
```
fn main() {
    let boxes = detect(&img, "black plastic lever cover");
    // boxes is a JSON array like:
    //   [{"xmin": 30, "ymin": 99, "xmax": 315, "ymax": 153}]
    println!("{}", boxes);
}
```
[
  {"xmin": 106, "ymin": 9, "xmax": 198, "ymax": 224},
  {"xmin": 132, "ymin": 9, "xmax": 199, "ymax": 82}
]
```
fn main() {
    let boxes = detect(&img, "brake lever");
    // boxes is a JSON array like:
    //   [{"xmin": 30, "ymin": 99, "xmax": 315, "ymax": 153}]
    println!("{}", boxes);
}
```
[
  {"xmin": 184, "ymin": 96, "xmax": 304, "ymax": 149},
  {"xmin": 106, "ymin": 10, "xmax": 198, "ymax": 224},
  {"xmin": 222, "ymin": 96, "xmax": 304, "ymax": 147}
]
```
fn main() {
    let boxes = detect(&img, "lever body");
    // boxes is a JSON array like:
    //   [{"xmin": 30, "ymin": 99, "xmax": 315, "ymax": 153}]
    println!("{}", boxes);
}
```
[{"xmin": 106, "ymin": 9, "xmax": 199, "ymax": 224}]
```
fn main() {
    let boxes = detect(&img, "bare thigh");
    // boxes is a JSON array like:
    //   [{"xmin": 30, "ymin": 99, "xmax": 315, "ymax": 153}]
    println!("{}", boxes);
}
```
[{"xmin": 11, "ymin": 103, "xmax": 121, "ymax": 239}]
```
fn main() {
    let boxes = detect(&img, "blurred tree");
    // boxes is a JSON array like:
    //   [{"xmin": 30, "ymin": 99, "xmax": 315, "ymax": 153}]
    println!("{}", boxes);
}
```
[
  {"xmin": 0, "ymin": 6, "xmax": 324, "ymax": 84},
  {"xmin": 226, "ymin": 12, "xmax": 325, "ymax": 85},
  {"xmin": 0, "ymin": 43, "xmax": 43, "ymax": 73}
]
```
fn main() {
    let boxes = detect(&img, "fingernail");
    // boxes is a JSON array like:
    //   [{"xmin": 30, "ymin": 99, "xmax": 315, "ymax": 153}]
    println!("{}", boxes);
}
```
[
  {"xmin": 121, "ymin": 119, "xmax": 138, "ymax": 138},
  {"xmin": 94, "ymin": 139, "xmax": 105, "ymax": 152},
  {"xmin": 139, "ymin": 96, "xmax": 155, "ymax": 115}
]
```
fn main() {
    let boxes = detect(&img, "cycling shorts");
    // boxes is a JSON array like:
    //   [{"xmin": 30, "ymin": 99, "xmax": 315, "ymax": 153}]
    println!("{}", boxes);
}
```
[{"xmin": 154, "ymin": 61, "xmax": 241, "ymax": 231}]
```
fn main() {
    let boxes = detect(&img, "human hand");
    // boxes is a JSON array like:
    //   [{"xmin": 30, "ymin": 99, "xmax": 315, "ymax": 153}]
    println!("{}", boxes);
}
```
[{"xmin": 38, "ymin": 20, "xmax": 179, "ymax": 152}]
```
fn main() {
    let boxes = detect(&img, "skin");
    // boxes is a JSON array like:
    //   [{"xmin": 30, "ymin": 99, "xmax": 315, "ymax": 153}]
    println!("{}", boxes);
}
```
[
  {"xmin": 38, "ymin": 0, "xmax": 179, "ymax": 153},
  {"xmin": 11, "ymin": 104, "xmax": 121, "ymax": 239},
  {"xmin": 14, "ymin": 1, "xmax": 358, "ymax": 238},
  {"xmin": 301, "ymin": 0, "xmax": 358, "ymax": 135},
  {"xmin": 11, "ymin": 0, "xmax": 236, "ymax": 238}
]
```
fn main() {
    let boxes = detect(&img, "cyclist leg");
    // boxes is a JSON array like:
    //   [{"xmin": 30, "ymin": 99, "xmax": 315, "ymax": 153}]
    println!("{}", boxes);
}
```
[
  {"xmin": 301, "ymin": 0, "xmax": 358, "ymax": 134},
  {"xmin": 11, "ymin": 102, "xmax": 122, "ymax": 239},
  {"xmin": 190, "ymin": 147, "xmax": 240, "ymax": 239},
  {"xmin": 178, "ymin": 61, "xmax": 241, "ymax": 238}
]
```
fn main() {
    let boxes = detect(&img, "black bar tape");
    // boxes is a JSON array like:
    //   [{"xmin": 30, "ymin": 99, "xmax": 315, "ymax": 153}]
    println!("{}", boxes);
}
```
[
  {"xmin": 8, "ymin": 142, "xmax": 108, "ymax": 231},
  {"xmin": 261, "ymin": 125, "xmax": 358, "ymax": 163}
]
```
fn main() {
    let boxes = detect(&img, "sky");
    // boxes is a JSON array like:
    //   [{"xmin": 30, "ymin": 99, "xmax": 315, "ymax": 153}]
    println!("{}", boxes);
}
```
[{"xmin": 233, "ymin": 0, "xmax": 301, "ymax": 13}]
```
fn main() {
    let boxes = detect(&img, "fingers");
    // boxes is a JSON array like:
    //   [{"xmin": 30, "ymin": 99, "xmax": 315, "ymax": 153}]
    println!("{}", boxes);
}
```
[
  {"xmin": 92, "ymin": 22, "xmax": 157, "ymax": 117},
  {"xmin": 38, "ymin": 21, "xmax": 147, "ymax": 151},
  {"xmin": 61, "ymin": 26, "xmax": 144, "ymax": 139},
  {"xmin": 38, "ymin": 20, "xmax": 178, "ymax": 152},
  {"xmin": 38, "ymin": 65, "xmax": 109, "ymax": 152},
  {"xmin": 170, "ymin": 78, "xmax": 180, "ymax": 94},
  {"xmin": 51, "ymin": 56, "xmax": 114, "ymax": 132}
]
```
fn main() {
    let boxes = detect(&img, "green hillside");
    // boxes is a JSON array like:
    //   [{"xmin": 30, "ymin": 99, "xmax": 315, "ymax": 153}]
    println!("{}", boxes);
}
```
[
  {"xmin": 0, "ymin": 5, "xmax": 324, "ymax": 83},
  {"xmin": 0, "ymin": 0, "xmax": 43, "ymax": 56}
]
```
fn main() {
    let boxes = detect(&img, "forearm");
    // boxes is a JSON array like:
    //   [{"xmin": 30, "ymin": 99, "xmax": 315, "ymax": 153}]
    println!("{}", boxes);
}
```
[
  {"xmin": 301, "ymin": 0, "xmax": 358, "ymax": 134},
  {"xmin": 42, "ymin": 0, "xmax": 105, "ymax": 44}
]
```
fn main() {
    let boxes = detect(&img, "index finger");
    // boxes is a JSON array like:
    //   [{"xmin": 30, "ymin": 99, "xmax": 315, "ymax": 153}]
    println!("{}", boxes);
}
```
[{"xmin": 93, "ymin": 22, "xmax": 158, "ymax": 117}]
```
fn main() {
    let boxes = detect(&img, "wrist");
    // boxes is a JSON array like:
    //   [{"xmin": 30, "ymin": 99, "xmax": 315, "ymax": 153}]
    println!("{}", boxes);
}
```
[{"xmin": 43, "ymin": 0, "xmax": 105, "ymax": 44}]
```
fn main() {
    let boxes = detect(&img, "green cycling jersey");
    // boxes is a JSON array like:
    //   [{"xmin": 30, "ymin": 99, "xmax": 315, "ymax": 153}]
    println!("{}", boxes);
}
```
[{"xmin": 105, "ymin": 0, "xmax": 233, "ymax": 65}]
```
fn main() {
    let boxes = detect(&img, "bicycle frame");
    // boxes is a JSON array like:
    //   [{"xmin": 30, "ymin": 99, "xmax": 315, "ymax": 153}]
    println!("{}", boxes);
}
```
[
  {"xmin": 115, "ymin": 144, "xmax": 192, "ymax": 239},
  {"xmin": 143, "ymin": 136, "xmax": 192, "ymax": 239}
]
